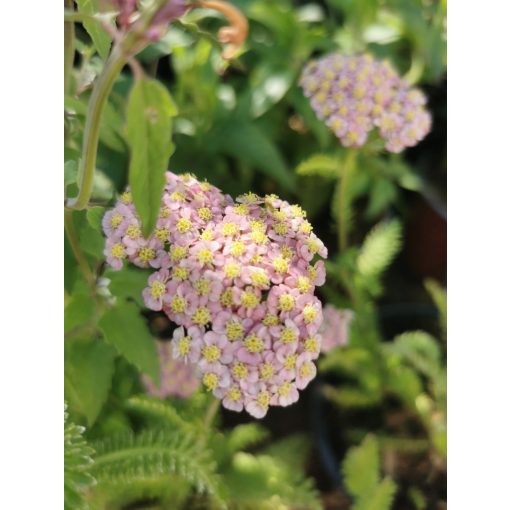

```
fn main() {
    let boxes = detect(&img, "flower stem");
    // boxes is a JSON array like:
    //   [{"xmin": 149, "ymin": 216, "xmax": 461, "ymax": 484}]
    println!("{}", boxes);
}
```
[
  {"xmin": 203, "ymin": 398, "xmax": 220, "ymax": 430},
  {"xmin": 338, "ymin": 149, "xmax": 358, "ymax": 252},
  {"xmin": 64, "ymin": 209, "xmax": 96, "ymax": 289},
  {"xmin": 66, "ymin": 44, "xmax": 128, "ymax": 210},
  {"xmin": 64, "ymin": 0, "xmax": 75, "ymax": 96}
]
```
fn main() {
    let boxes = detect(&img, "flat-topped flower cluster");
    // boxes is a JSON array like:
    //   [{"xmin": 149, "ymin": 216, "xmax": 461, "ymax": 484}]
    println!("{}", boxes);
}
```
[
  {"xmin": 299, "ymin": 53, "xmax": 431, "ymax": 153},
  {"xmin": 103, "ymin": 172, "xmax": 328, "ymax": 418}
]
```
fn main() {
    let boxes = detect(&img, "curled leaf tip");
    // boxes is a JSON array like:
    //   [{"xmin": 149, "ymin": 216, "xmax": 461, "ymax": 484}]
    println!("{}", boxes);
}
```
[{"xmin": 197, "ymin": 0, "xmax": 248, "ymax": 59}]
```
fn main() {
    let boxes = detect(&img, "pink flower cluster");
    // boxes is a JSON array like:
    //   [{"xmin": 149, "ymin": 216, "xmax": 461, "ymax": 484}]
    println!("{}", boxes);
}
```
[
  {"xmin": 319, "ymin": 305, "xmax": 354, "ymax": 353},
  {"xmin": 103, "ymin": 172, "xmax": 328, "ymax": 418},
  {"xmin": 141, "ymin": 340, "xmax": 200, "ymax": 399},
  {"xmin": 299, "ymin": 53, "xmax": 431, "ymax": 153}
]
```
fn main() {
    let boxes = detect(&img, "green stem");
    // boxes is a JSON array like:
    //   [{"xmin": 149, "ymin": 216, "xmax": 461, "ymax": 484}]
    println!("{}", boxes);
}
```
[
  {"xmin": 338, "ymin": 149, "xmax": 358, "ymax": 252},
  {"xmin": 64, "ymin": 209, "xmax": 96, "ymax": 289},
  {"xmin": 66, "ymin": 44, "xmax": 128, "ymax": 210},
  {"xmin": 64, "ymin": 1, "xmax": 75, "ymax": 95},
  {"xmin": 203, "ymin": 398, "xmax": 220, "ymax": 430}
]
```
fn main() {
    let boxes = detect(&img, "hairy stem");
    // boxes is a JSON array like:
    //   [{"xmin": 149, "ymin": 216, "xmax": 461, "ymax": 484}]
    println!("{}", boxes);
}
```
[
  {"xmin": 64, "ymin": 209, "xmax": 96, "ymax": 288},
  {"xmin": 338, "ymin": 149, "xmax": 358, "ymax": 252},
  {"xmin": 203, "ymin": 398, "xmax": 220, "ymax": 431},
  {"xmin": 66, "ymin": 45, "xmax": 127, "ymax": 210}
]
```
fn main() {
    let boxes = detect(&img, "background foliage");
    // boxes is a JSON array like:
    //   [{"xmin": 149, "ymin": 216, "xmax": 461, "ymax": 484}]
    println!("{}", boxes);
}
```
[{"xmin": 64, "ymin": 0, "xmax": 446, "ymax": 508}]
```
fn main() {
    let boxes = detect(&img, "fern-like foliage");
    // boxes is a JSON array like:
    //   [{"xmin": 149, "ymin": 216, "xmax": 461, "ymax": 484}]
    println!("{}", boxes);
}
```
[
  {"xmin": 342, "ymin": 435, "xmax": 397, "ymax": 510},
  {"xmin": 92, "ymin": 428, "xmax": 225, "ymax": 508},
  {"xmin": 357, "ymin": 220, "xmax": 402, "ymax": 278},
  {"xmin": 296, "ymin": 153, "xmax": 342, "ymax": 178},
  {"xmin": 64, "ymin": 404, "xmax": 95, "ymax": 510}
]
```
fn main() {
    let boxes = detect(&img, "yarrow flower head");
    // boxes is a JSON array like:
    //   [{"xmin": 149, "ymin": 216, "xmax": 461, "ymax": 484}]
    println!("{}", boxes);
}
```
[
  {"xmin": 141, "ymin": 339, "xmax": 200, "ymax": 399},
  {"xmin": 104, "ymin": 171, "xmax": 328, "ymax": 418},
  {"xmin": 319, "ymin": 305, "xmax": 354, "ymax": 353},
  {"xmin": 299, "ymin": 53, "xmax": 431, "ymax": 153}
]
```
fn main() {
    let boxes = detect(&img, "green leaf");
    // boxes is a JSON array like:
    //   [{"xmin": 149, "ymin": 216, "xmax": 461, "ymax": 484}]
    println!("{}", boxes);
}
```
[
  {"xmin": 65, "ymin": 160, "xmax": 78, "ymax": 186},
  {"xmin": 209, "ymin": 119, "xmax": 296, "ymax": 192},
  {"xmin": 65, "ymin": 293, "xmax": 96, "ymax": 333},
  {"xmin": 99, "ymin": 300, "xmax": 159, "ymax": 381},
  {"xmin": 65, "ymin": 339, "xmax": 116, "ymax": 426},
  {"xmin": 250, "ymin": 65, "xmax": 295, "ymax": 118},
  {"xmin": 388, "ymin": 331, "xmax": 441, "ymax": 379},
  {"xmin": 86, "ymin": 206, "xmax": 105, "ymax": 232},
  {"xmin": 424, "ymin": 278, "xmax": 447, "ymax": 338},
  {"xmin": 357, "ymin": 220, "xmax": 402, "ymax": 278},
  {"xmin": 75, "ymin": 0, "xmax": 112, "ymax": 60},
  {"xmin": 296, "ymin": 154, "xmax": 342, "ymax": 178},
  {"xmin": 104, "ymin": 267, "xmax": 150, "ymax": 307},
  {"xmin": 64, "ymin": 404, "xmax": 95, "ymax": 510},
  {"xmin": 353, "ymin": 478, "xmax": 397, "ymax": 510},
  {"xmin": 126, "ymin": 77, "xmax": 178, "ymax": 237},
  {"xmin": 343, "ymin": 435, "xmax": 380, "ymax": 498}
]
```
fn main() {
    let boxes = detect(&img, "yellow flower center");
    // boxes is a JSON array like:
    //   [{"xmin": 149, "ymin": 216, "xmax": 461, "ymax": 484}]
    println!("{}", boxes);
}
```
[
  {"xmin": 199, "ymin": 181, "xmax": 211, "ymax": 191},
  {"xmin": 233, "ymin": 204, "xmax": 249, "ymax": 215},
  {"xmin": 225, "ymin": 320, "xmax": 244, "ymax": 341},
  {"xmin": 260, "ymin": 363, "xmax": 274, "ymax": 380},
  {"xmin": 220, "ymin": 288, "xmax": 234, "ymax": 307},
  {"xmin": 155, "ymin": 227, "xmax": 169, "ymax": 242},
  {"xmin": 262, "ymin": 314, "xmax": 279, "ymax": 327},
  {"xmin": 307, "ymin": 265, "xmax": 317, "ymax": 281},
  {"xmin": 272, "ymin": 256, "xmax": 289, "ymax": 274},
  {"xmin": 284, "ymin": 354, "xmax": 297, "ymax": 370},
  {"xmin": 297, "ymin": 276, "xmax": 312, "ymax": 293},
  {"xmin": 307, "ymin": 239, "xmax": 319, "ymax": 254},
  {"xmin": 244, "ymin": 334, "xmax": 264, "ymax": 353},
  {"xmin": 281, "ymin": 246, "xmax": 294, "ymax": 260},
  {"xmin": 278, "ymin": 381, "xmax": 292, "ymax": 397},
  {"xmin": 170, "ymin": 296, "xmax": 188, "ymax": 314},
  {"xmin": 250, "ymin": 270, "xmax": 269, "ymax": 288},
  {"xmin": 160, "ymin": 207, "xmax": 171, "ymax": 218},
  {"xmin": 299, "ymin": 221, "xmax": 312, "ymax": 234},
  {"xmin": 195, "ymin": 278, "xmax": 211, "ymax": 296},
  {"xmin": 241, "ymin": 291, "xmax": 260, "ymax": 309},
  {"xmin": 273, "ymin": 222, "xmax": 288, "ymax": 236},
  {"xmin": 305, "ymin": 337, "xmax": 319, "ymax": 353},
  {"xmin": 173, "ymin": 267, "xmax": 189, "ymax": 281},
  {"xmin": 239, "ymin": 192, "xmax": 259, "ymax": 204},
  {"xmin": 170, "ymin": 245, "xmax": 188, "ymax": 261},
  {"xmin": 230, "ymin": 241, "xmax": 245, "ymax": 257},
  {"xmin": 222, "ymin": 222, "xmax": 239, "ymax": 236},
  {"xmin": 251, "ymin": 254, "xmax": 263, "ymax": 264},
  {"xmin": 150, "ymin": 280, "xmax": 166, "ymax": 299},
  {"xmin": 111, "ymin": 243, "xmax": 126, "ymax": 259},
  {"xmin": 191, "ymin": 307, "xmax": 211, "ymax": 326},
  {"xmin": 280, "ymin": 328, "xmax": 297, "ymax": 344},
  {"xmin": 171, "ymin": 190, "xmax": 186, "ymax": 202},
  {"xmin": 200, "ymin": 229, "xmax": 213, "ymax": 241},
  {"xmin": 299, "ymin": 362, "xmax": 314, "ymax": 378},
  {"xmin": 278, "ymin": 294, "xmax": 295, "ymax": 312},
  {"xmin": 227, "ymin": 386, "xmax": 242, "ymax": 401},
  {"xmin": 120, "ymin": 191, "xmax": 132, "ymax": 204},
  {"xmin": 272, "ymin": 210, "xmax": 287, "ymax": 222},
  {"xmin": 303, "ymin": 304, "xmax": 317, "ymax": 324},
  {"xmin": 202, "ymin": 345, "xmax": 221, "ymax": 363},
  {"xmin": 232, "ymin": 362, "xmax": 248, "ymax": 379},
  {"xmin": 198, "ymin": 207, "xmax": 213, "ymax": 221},
  {"xmin": 178, "ymin": 336, "xmax": 191, "ymax": 355},
  {"xmin": 203, "ymin": 372, "xmax": 219, "ymax": 391},
  {"xmin": 176, "ymin": 218, "xmax": 193, "ymax": 233},
  {"xmin": 197, "ymin": 248, "xmax": 213, "ymax": 264},
  {"xmin": 224, "ymin": 262, "xmax": 241, "ymax": 279},
  {"xmin": 110, "ymin": 213, "xmax": 123, "ymax": 228},
  {"xmin": 139, "ymin": 247, "xmax": 155, "ymax": 263},
  {"xmin": 256, "ymin": 391, "xmax": 270, "ymax": 408},
  {"xmin": 249, "ymin": 220, "xmax": 265, "ymax": 232},
  {"xmin": 126, "ymin": 224, "xmax": 141, "ymax": 239},
  {"xmin": 251, "ymin": 231, "xmax": 268, "ymax": 245}
]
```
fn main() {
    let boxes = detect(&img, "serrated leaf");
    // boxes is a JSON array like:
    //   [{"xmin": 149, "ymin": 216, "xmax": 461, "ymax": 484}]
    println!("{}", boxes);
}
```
[
  {"xmin": 65, "ymin": 293, "xmax": 96, "ymax": 333},
  {"xmin": 353, "ymin": 477, "xmax": 397, "ymax": 510},
  {"xmin": 296, "ymin": 153, "xmax": 342, "ymax": 178},
  {"xmin": 357, "ymin": 220, "xmax": 402, "ymax": 277},
  {"xmin": 99, "ymin": 300, "xmax": 159, "ymax": 381},
  {"xmin": 86, "ymin": 206, "xmax": 105, "ymax": 232},
  {"xmin": 343, "ymin": 435, "xmax": 380, "ymax": 498},
  {"xmin": 75, "ymin": 0, "xmax": 112, "ymax": 59},
  {"xmin": 65, "ymin": 339, "xmax": 116, "ymax": 425},
  {"xmin": 126, "ymin": 77, "xmax": 177, "ymax": 237}
]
